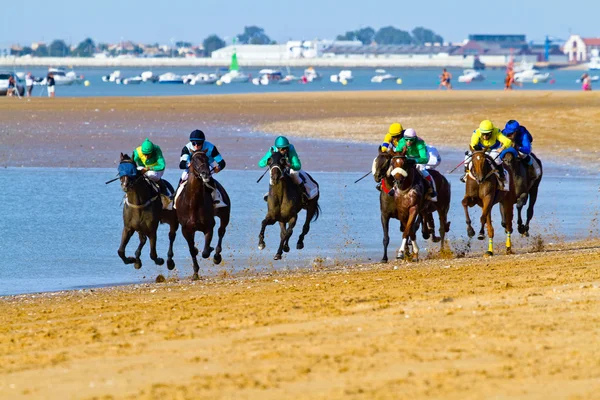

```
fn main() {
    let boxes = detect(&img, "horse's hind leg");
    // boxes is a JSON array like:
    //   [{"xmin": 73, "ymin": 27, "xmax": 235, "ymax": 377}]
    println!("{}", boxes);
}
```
[
  {"xmin": 485, "ymin": 211, "xmax": 495, "ymax": 256},
  {"xmin": 297, "ymin": 207, "xmax": 315, "ymax": 250},
  {"xmin": 201, "ymin": 228, "xmax": 214, "ymax": 259},
  {"xmin": 148, "ymin": 230, "xmax": 165, "ymax": 266},
  {"xmin": 213, "ymin": 211, "xmax": 229, "ymax": 265},
  {"xmin": 118, "ymin": 227, "xmax": 136, "ymax": 265},
  {"xmin": 478, "ymin": 198, "xmax": 493, "ymax": 241},
  {"xmin": 166, "ymin": 221, "xmax": 177, "ymax": 270},
  {"xmin": 380, "ymin": 215, "xmax": 391, "ymax": 263},
  {"xmin": 134, "ymin": 232, "xmax": 147, "ymax": 269},
  {"xmin": 182, "ymin": 227, "xmax": 200, "ymax": 280},
  {"xmin": 524, "ymin": 183, "xmax": 540, "ymax": 236},
  {"xmin": 275, "ymin": 216, "xmax": 297, "ymax": 260},
  {"xmin": 462, "ymin": 197, "xmax": 476, "ymax": 238},
  {"xmin": 258, "ymin": 217, "xmax": 275, "ymax": 250},
  {"xmin": 280, "ymin": 222, "xmax": 291, "ymax": 253}
]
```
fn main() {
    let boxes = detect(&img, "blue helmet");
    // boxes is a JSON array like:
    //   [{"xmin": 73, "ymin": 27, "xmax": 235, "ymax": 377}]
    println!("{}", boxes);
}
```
[
  {"xmin": 189, "ymin": 129, "xmax": 205, "ymax": 142},
  {"xmin": 503, "ymin": 120, "xmax": 520, "ymax": 136}
]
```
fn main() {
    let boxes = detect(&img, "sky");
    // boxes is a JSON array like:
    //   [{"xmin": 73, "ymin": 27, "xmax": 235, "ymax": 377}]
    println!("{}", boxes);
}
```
[{"xmin": 2, "ymin": 0, "xmax": 599, "ymax": 48}]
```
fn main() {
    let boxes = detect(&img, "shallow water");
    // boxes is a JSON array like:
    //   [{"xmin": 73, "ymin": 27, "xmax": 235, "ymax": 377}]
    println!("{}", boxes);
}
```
[
  {"xmin": 0, "ymin": 165, "xmax": 598, "ymax": 296},
  {"xmin": 18, "ymin": 67, "xmax": 592, "ymax": 97}
]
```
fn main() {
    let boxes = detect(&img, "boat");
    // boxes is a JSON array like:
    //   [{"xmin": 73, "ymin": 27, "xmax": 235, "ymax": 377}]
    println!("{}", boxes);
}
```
[
  {"xmin": 576, "ymin": 75, "xmax": 599, "ymax": 83},
  {"xmin": 513, "ymin": 60, "xmax": 535, "ymax": 73},
  {"xmin": 44, "ymin": 67, "xmax": 80, "ymax": 86},
  {"xmin": 122, "ymin": 76, "xmax": 143, "ymax": 85},
  {"xmin": 252, "ymin": 69, "xmax": 283, "ymax": 85},
  {"xmin": 457, "ymin": 69, "xmax": 485, "ymax": 83},
  {"xmin": 158, "ymin": 72, "xmax": 184, "ymax": 84},
  {"xmin": 102, "ymin": 70, "xmax": 121, "ymax": 82},
  {"xmin": 370, "ymin": 69, "xmax": 397, "ymax": 83},
  {"xmin": 190, "ymin": 73, "xmax": 218, "ymax": 85},
  {"xmin": 302, "ymin": 67, "xmax": 321, "ymax": 82},
  {"xmin": 513, "ymin": 68, "xmax": 550, "ymax": 83},
  {"xmin": 219, "ymin": 50, "xmax": 250, "ymax": 84},
  {"xmin": 330, "ymin": 70, "xmax": 354, "ymax": 83},
  {"xmin": 141, "ymin": 71, "xmax": 157, "ymax": 82},
  {"xmin": 278, "ymin": 75, "xmax": 299, "ymax": 85},
  {"xmin": 588, "ymin": 56, "xmax": 600, "ymax": 71}
]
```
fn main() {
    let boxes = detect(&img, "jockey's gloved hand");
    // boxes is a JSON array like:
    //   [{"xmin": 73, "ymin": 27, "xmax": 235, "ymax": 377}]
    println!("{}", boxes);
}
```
[{"xmin": 213, "ymin": 165, "xmax": 220, "ymax": 173}]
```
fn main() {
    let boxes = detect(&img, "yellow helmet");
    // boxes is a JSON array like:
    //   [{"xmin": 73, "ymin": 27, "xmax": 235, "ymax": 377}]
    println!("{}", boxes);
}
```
[
  {"xmin": 388, "ymin": 123, "xmax": 404, "ymax": 137},
  {"xmin": 479, "ymin": 120, "xmax": 494, "ymax": 134}
]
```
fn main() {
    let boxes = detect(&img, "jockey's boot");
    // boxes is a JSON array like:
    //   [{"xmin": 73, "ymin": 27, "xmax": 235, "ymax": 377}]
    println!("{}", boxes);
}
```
[
  {"xmin": 496, "ymin": 165, "xmax": 507, "ymax": 190},
  {"xmin": 375, "ymin": 181, "xmax": 382, "ymax": 191},
  {"xmin": 459, "ymin": 165, "xmax": 468, "ymax": 183},
  {"xmin": 263, "ymin": 192, "xmax": 269, "ymax": 202},
  {"xmin": 424, "ymin": 175, "xmax": 438, "ymax": 202}
]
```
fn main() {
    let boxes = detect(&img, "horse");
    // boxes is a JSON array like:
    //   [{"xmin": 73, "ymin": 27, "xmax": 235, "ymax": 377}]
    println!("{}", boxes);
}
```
[
  {"xmin": 176, "ymin": 150, "xmax": 230, "ymax": 280},
  {"xmin": 388, "ymin": 148, "xmax": 428, "ymax": 261},
  {"xmin": 462, "ymin": 150, "xmax": 516, "ymax": 256},
  {"xmin": 502, "ymin": 149, "xmax": 543, "ymax": 237},
  {"xmin": 258, "ymin": 150, "xmax": 321, "ymax": 260},
  {"xmin": 373, "ymin": 150, "xmax": 451, "ymax": 262},
  {"xmin": 117, "ymin": 153, "xmax": 178, "ymax": 270}
]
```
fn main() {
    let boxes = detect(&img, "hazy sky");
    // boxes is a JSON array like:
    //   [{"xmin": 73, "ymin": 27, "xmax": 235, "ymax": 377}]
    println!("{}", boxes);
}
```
[{"xmin": 2, "ymin": 0, "xmax": 599, "ymax": 47}]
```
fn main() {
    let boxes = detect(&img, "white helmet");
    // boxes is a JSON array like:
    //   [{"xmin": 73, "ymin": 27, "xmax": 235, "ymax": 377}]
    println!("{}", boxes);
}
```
[{"xmin": 404, "ymin": 128, "xmax": 417, "ymax": 139}]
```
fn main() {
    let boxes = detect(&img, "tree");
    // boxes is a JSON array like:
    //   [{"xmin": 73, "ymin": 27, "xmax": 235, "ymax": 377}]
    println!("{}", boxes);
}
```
[
  {"xmin": 237, "ymin": 26, "xmax": 272, "ymax": 45},
  {"xmin": 336, "ymin": 27, "xmax": 375, "ymax": 45},
  {"xmin": 72, "ymin": 38, "xmax": 96, "ymax": 57},
  {"xmin": 48, "ymin": 40, "xmax": 70, "ymax": 57},
  {"xmin": 203, "ymin": 35, "xmax": 226, "ymax": 57},
  {"xmin": 33, "ymin": 45, "xmax": 48, "ymax": 57},
  {"xmin": 336, "ymin": 31, "xmax": 356, "ymax": 41},
  {"xmin": 412, "ymin": 27, "xmax": 444, "ymax": 45},
  {"xmin": 374, "ymin": 26, "xmax": 413, "ymax": 45},
  {"xmin": 175, "ymin": 41, "xmax": 192, "ymax": 48}
]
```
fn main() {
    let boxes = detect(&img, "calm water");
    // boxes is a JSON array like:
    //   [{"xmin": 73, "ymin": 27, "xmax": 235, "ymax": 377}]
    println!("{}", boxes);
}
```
[
  {"xmin": 17, "ymin": 67, "xmax": 593, "ymax": 97},
  {"xmin": 0, "ymin": 166, "xmax": 598, "ymax": 296}
]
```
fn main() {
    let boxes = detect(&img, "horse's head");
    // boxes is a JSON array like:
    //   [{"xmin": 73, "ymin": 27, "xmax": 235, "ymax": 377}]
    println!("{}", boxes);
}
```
[
  {"xmin": 470, "ymin": 150, "xmax": 493, "ymax": 184},
  {"xmin": 268, "ymin": 151, "xmax": 288, "ymax": 184},
  {"xmin": 190, "ymin": 150, "xmax": 211, "ymax": 183},
  {"xmin": 118, "ymin": 153, "xmax": 140, "ymax": 192},
  {"xmin": 389, "ymin": 148, "xmax": 414, "ymax": 185},
  {"xmin": 373, "ymin": 149, "xmax": 392, "ymax": 182}
]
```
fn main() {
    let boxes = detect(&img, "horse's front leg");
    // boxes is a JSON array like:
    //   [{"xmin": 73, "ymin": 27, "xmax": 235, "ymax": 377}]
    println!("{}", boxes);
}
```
[
  {"xmin": 462, "ymin": 197, "xmax": 475, "ymax": 238},
  {"xmin": 258, "ymin": 217, "xmax": 275, "ymax": 250},
  {"xmin": 134, "ymin": 232, "xmax": 147, "ymax": 269},
  {"xmin": 381, "ymin": 214, "xmax": 391, "ymax": 263},
  {"xmin": 148, "ymin": 230, "xmax": 164, "ymax": 266},
  {"xmin": 399, "ymin": 206, "xmax": 419, "ymax": 261},
  {"xmin": 485, "ymin": 211, "xmax": 495, "ymax": 256},
  {"xmin": 182, "ymin": 227, "xmax": 200, "ymax": 280},
  {"xmin": 275, "ymin": 216, "xmax": 297, "ymax": 260},
  {"xmin": 213, "ymin": 212, "xmax": 230, "ymax": 265},
  {"xmin": 201, "ymin": 226, "xmax": 214, "ymax": 259},
  {"xmin": 118, "ymin": 227, "xmax": 136, "ymax": 264},
  {"xmin": 524, "ymin": 183, "xmax": 540, "ymax": 237},
  {"xmin": 478, "ymin": 196, "xmax": 494, "ymax": 241},
  {"xmin": 167, "ymin": 221, "xmax": 177, "ymax": 270},
  {"xmin": 502, "ymin": 198, "xmax": 514, "ymax": 255}
]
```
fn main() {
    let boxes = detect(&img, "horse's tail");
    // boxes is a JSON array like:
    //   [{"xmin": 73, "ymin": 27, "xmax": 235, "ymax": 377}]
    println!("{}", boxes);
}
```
[{"xmin": 312, "ymin": 202, "xmax": 321, "ymax": 222}]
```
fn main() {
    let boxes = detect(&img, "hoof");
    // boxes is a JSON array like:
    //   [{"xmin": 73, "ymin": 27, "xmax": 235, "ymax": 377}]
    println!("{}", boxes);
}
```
[
  {"xmin": 283, "ymin": 244, "xmax": 290, "ymax": 253},
  {"xmin": 192, "ymin": 273, "xmax": 200, "ymax": 281},
  {"xmin": 191, "ymin": 247, "xmax": 199, "ymax": 257},
  {"xmin": 213, "ymin": 253, "xmax": 222, "ymax": 265},
  {"xmin": 258, "ymin": 242, "xmax": 265, "ymax": 250},
  {"xmin": 484, "ymin": 251, "xmax": 493, "ymax": 257},
  {"xmin": 124, "ymin": 257, "xmax": 136, "ymax": 264},
  {"xmin": 273, "ymin": 253, "xmax": 282, "ymax": 260},
  {"xmin": 477, "ymin": 233, "xmax": 485, "ymax": 241},
  {"xmin": 167, "ymin": 259, "xmax": 175, "ymax": 270},
  {"xmin": 412, "ymin": 255, "xmax": 419, "ymax": 262},
  {"xmin": 422, "ymin": 232, "xmax": 430, "ymax": 240},
  {"xmin": 381, "ymin": 257, "xmax": 388, "ymax": 263},
  {"xmin": 296, "ymin": 241, "xmax": 304, "ymax": 250},
  {"xmin": 524, "ymin": 231, "xmax": 530, "ymax": 237},
  {"xmin": 432, "ymin": 235, "xmax": 441, "ymax": 243},
  {"xmin": 201, "ymin": 247, "xmax": 214, "ymax": 259},
  {"xmin": 517, "ymin": 225, "xmax": 526, "ymax": 234},
  {"xmin": 134, "ymin": 260, "xmax": 142, "ymax": 270},
  {"xmin": 154, "ymin": 257, "xmax": 164, "ymax": 266},
  {"xmin": 396, "ymin": 252, "xmax": 405, "ymax": 260},
  {"xmin": 467, "ymin": 227, "xmax": 475, "ymax": 238},
  {"xmin": 506, "ymin": 247, "xmax": 512, "ymax": 255}
]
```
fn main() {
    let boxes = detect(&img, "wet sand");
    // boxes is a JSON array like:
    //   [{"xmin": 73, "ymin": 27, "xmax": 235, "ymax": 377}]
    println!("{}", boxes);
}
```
[
  {"xmin": 1, "ymin": 91, "xmax": 600, "ymax": 170},
  {"xmin": 1, "ymin": 240, "xmax": 600, "ymax": 399}
]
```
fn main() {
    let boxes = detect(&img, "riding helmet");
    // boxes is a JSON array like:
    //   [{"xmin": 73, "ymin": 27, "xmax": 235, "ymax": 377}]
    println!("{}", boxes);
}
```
[
  {"xmin": 274, "ymin": 136, "xmax": 290, "ymax": 148},
  {"xmin": 189, "ymin": 129, "xmax": 205, "ymax": 142},
  {"xmin": 404, "ymin": 128, "xmax": 417, "ymax": 139},
  {"xmin": 388, "ymin": 123, "xmax": 404, "ymax": 137},
  {"xmin": 479, "ymin": 120, "xmax": 494, "ymax": 134},
  {"xmin": 502, "ymin": 120, "xmax": 520, "ymax": 135},
  {"xmin": 141, "ymin": 138, "xmax": 154, "ymax": 155}
]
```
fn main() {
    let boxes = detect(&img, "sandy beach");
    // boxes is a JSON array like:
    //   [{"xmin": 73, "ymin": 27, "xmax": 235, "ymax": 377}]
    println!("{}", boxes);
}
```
[{"xmin": 2, "ymin": 91, "xmax": 600, "ymax": 398}]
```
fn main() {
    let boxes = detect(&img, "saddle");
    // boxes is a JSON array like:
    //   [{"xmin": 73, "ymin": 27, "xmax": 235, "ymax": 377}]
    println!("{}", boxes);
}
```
[{"xmin": 146, "ymin": 179, "xmax": 174, "ymax": 210}]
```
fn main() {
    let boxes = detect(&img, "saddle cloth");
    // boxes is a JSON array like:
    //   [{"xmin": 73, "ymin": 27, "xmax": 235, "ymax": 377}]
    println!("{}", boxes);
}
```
[{"xmin": 174, "ymin": 180, "xmax": 227, "ymax": 209}]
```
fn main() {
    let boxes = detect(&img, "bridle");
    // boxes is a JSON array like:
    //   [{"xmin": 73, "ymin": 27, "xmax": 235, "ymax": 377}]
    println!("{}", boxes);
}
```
[
  {"xmin": 470, "ymin": 151, "xmax": 497, "ymax": 184},
  {"xmin": 119, "ymin": 160, "xmax": 159, "ymax": 209}
]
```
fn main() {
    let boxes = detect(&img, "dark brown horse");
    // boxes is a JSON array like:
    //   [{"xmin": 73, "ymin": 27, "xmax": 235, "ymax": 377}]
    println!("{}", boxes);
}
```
[
  {"xmin": 258, "ymin": 151, "xmax": 321, "ymax": 260},
  {"xmin": 502, "ymin": 149, "xmax": 543, "ymax": 237},
  {"xmin": 388, "ymin": 149, "xmax": 427, "ymax": 261},
  {"xmin": 117, "ymin": 154, "xmax": 178, "ymax": 270},
  {"xmin": 176, "ymin": 151, "xmax": 230, "ymax": 280},
  {"xmin": 462, "ymin": 150, "xmax": 516, "ymax": 256},
  {"xmin": 373, "ymin": 150, "xmax": 451, "ymax": 262}
]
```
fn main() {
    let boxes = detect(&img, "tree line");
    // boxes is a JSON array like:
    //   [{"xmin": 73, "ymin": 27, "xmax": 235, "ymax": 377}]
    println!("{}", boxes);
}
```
[{"xmin": 9, "ymin": 25, "xmax": 444, "ymax": 58}]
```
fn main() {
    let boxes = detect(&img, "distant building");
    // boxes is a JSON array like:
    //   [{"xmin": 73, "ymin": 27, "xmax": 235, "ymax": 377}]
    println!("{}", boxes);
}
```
[
  {"xmin": 563, "ymin": 34, "xmax": 600, "ymax": 62},
  {"xmin": 468, "ymin": 34, "xmax": 527, "ymax": 47}
]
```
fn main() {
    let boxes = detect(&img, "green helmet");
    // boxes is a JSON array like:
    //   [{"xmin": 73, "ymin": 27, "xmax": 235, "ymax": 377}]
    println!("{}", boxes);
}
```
[
  {"xmin": 274, "ymin": 136, "xmax": 290, "ymax": 148},
  {"xmin": 141, "ymin": 138, "xmax": 154, "ymax": 155}
]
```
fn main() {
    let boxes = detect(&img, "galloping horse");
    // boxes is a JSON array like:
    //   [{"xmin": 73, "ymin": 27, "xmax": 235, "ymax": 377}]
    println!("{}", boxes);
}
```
[
  {"xmin": 373, "ymin": 150, "xmax": 451, "ymax": 262},
  {"xmin": 388, "ymin": 149, "xmax": 428, "ymax": 261},
  {"xmin": 502, "ymin": 148, "xmax": 543, "ymax": 237},
  {"xmin": 117, "ymin": 154, "xmax": 178, "ymax": 270},
  {"xmin": 462, "ymin": 150, "xmax": 516, "ymax": 256},
  {"xmin": 258, "ymin": 151, "xmax": 321, "ymax": 260},
  {"xmin": 176, "ymin": 151, "xmax": 230, "ymax": 280}
]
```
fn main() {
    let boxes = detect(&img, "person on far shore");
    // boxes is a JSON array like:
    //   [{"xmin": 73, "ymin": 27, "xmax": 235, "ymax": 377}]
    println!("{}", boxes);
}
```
[
  {"xmin": 439, "ymin": 68, "xmax": 452, "ymax": 90},
  {"xmin": 46, "ymin": 72, "xmax": 55, "ymax": 98},
  {"xmin": 6, "ymin": 75, "xmax": 16, "ymax": 97},
  {"xmin": 581, "ymin": 73, "xmax": 592, "ymax": 91},
  {"xmin": 25, "ymin": 72, "xmax": 35, "ymax": 97}
]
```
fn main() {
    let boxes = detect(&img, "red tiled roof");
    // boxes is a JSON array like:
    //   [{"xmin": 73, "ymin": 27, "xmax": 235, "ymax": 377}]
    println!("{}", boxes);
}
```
[{"xmin": 583, "ymin": 38, "xmax": 600, "ymax": 46}]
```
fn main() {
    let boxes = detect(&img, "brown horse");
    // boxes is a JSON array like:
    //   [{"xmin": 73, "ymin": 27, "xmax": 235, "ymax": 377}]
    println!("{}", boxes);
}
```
[
  {"xmin": 117, "ymin": 154, "xmax": 178, "ymax": 270},
  {"xmin": 176, "ymin": 151, "xmax": 230, "ymax": 280},
  {"xmin": 258, "ymin": 150, "xmax": 321, "ymax": 260},
  {"xmin": 462, "ymin": 150, "xmax": 516, "ymax": 256},
  {"xmin": 388, "ymin": 149, "xmax": 427, "ymax": 261},
  {"xmin": 373, "ymin": 151, "xmax": 451, "ymax": 262},
  {"xmin": 502, "ymin": 149, "xmax": 543, "ymax": 237}
]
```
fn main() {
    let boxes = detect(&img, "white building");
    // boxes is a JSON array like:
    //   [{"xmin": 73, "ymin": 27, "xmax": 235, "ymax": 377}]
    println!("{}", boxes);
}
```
[{"xmin": 563, "ymin": 34, "xmax": 600, "ymax": 62}]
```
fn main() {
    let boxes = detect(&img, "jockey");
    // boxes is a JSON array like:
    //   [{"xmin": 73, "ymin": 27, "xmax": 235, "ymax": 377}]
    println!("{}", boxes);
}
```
[
  {"xmin": 394, "ymin": 128, "xmax": 438, "ymax": 202},
  {"xmin": 132, "ymin": 138, "xmax": 173, "ymax": 199},
  {"xmin": 381, "ymin": 122, "xmax": 405, "ymax": 152},
  {"xmin": 463, "ymin": 120, "xmax": 512, "ymax": 189},
  {"xmin": 500, "ymin": 120, "xmax": 540, "ymax": 178},
  {"xmin": 259, "ymin": 136, "xmax": 312, "ymax": 202},
  {"xmin": 176, "ymin": 129, "xmax": 226, "ymax": 206}
]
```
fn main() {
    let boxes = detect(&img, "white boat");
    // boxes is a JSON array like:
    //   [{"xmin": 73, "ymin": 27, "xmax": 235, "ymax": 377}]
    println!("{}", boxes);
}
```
[
  {"xmin": 330, "ymin": 70, "xmax": 354, "ymax": 83},
  {"xmin": 303, "ymin": 67, "xmax": 321, "ymax": 82},
  {"xmin": 588, "ymin": 57, "xmax": 600, "ymax": 71},
  {"xmin": 576, "ymin": 75, "xmax": 599, "ymax": 83},
  {"xmin": 458, "ymin": 69, "xmax": 485, "ymax": 83},
  {"xmin": 512, "ymin": 60, "xmax": 535, "ymax": 73},
  {"xmin": 219, "ymin": 50, "xmax": 250, "ymax": 84},
  {"xmin": 252, "ymin": 69, "xmax": 283, "ymax": 85},
  {"xmin": 44, "ymin": 67, "xmax": 79, "ymax": 86},
  {"xmin": 141, "ymin": 71, "xmax": 155, "ymax": 82},
  {"xmin": 102, "ymin": 70, "xmax": 121, "ymax": 82},
  {"xmin": 514, "ymin": 69, "xmax": 550, "ymax": 83},
  {"xmin": 278, "ymin": 75, "xmax": 299, "ymax": 85},
  {"xmin": 191, "ymin": 73, "xmax": 218, "ymax": 85},
  {"xmin": 158, "ymin": 72, "xmax": 184, "ymax": 84},
  {"xmin": 123, "ymin": 76, "xmax": 143, "ymax": 85},
  {"xmin": 370, "ymin": 69, "xmax": 397, "ymax": 83}
]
